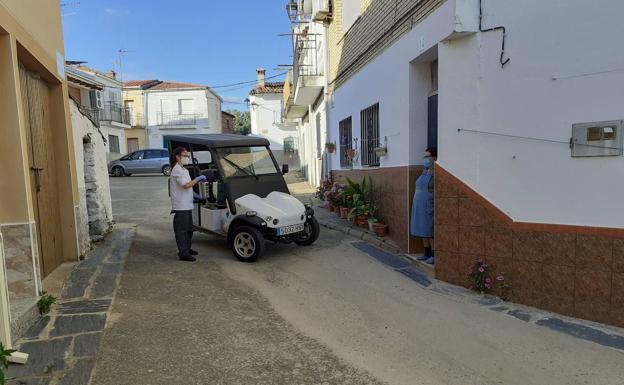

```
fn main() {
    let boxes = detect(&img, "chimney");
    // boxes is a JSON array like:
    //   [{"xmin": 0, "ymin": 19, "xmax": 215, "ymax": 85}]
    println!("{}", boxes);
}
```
[
  {"xmin": 106, "ymin": 70, "xmax": 117, "ymax": 79},
  {"xmin": 256, "ymin": 67, "xmax": 266, "ymax": 89}
]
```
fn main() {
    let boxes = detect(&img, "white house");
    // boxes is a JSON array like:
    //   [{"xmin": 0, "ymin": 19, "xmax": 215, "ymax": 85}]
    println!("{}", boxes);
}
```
[
  {"xmin": 281, "ymin": 0, "xmax": 331, "ymax": 187},
  {"xmin": 321, "ymin": 0, "xmax": 624, "ymax": 328},
  {"xmin": 71, "ymin": 65, "xmax": 131, "ymax": 161},
  {"xmin": 143, "ymin": 81, "xmax": 223, "ymax": 149},
  {"xmin": 249, "ymin": 68, "xmax": 299, "ymax": 168}
]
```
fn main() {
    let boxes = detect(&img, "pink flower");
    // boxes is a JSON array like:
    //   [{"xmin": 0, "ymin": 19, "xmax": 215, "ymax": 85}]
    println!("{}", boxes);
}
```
[
  {"xmin": 485, "ymin": 283, "xmax": 492, "ymax": 289},
  {"xmin": 485, "ymin": 278, "xmax": 491, "ymax": 283},
  {"xmin": 496, "ymin": 275, "xmax": 505, "ymax": 281},
  {"xmin": 478, "ymin": 266, "xmax": 485, "ymax": 273}
]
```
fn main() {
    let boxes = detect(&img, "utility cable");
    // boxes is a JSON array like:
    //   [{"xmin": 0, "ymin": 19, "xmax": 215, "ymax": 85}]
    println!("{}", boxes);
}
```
[{"xmin": 209, "ymin": 72, "xmax": 287, "ymax": 89}]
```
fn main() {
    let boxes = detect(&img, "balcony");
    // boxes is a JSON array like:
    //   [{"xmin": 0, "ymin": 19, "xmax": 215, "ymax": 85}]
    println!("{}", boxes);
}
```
[
  {"xmin": 282, "ymin": 72, "xmax": 308, "ymax": 119},
  {"xmin": 156, "ymin": 112, "xmax": 203, "ymax": 128},
  {"xmin": 311, "ymin": 0, "xmax": 332, "ymax": 22},
  {"xmin": 292, "ymin": 32, "xmax": 324, "ymax": 106},
  {"xmin": 99, "ymin": 102, "xmax": 131, "ymax": 126},
  {"xmin": 77, "ymin": 105, "xmax": 101, "ymax": 128}
]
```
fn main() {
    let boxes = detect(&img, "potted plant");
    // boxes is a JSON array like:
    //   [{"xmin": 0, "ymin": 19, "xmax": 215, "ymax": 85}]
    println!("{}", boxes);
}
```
[
  {"xmin": 346, "ymin": 148, "xmax": 356, "ymax": 161},
  {"xmin": 372, "ymin": 221, "xmax": 388, "ymax": 237},
  {"xmin": 325, "ymin": 142, "xmax": 336, "ymax": 154},
  {"xmin": 368, "ymin": 216, "xmax": 379, "ymax": 231}
]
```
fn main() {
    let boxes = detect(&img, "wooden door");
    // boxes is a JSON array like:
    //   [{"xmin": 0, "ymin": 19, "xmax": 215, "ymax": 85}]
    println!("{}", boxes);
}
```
[
  {"xmin": 19, "ymin": 66, "xmax": 64, "ymax": 277},
  {"xmin": 127, "ymin": 137, "xmax": 139, "ymax": 153}
]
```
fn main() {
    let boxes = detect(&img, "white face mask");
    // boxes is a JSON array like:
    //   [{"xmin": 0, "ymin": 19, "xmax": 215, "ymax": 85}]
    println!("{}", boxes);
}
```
[{"xmin": 181, "ymin": 156, "xmax": 190, "ymax": 166}]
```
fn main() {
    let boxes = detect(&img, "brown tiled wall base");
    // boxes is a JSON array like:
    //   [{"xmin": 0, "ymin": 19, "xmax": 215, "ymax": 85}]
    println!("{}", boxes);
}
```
[
  {"xmin": 332, "ymin": 166, "xmax": 424, "ymax": 253},
  {"xmin": 434, "ymin": 164, "xmax": 624, "ymax": 328}
]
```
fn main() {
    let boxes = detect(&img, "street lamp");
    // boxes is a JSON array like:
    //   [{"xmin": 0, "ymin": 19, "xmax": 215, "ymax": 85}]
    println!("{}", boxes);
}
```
[{"xmin": 286, "ymin": 0, "xmax": 298, "ymax": 22}]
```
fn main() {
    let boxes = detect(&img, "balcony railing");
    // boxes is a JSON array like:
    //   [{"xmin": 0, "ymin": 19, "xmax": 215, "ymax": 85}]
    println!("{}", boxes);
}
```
[
  {"xmin": 100, "ymin": 102, "xmax": 131, "ymax": 125},
  {"xmin": 77, "ymin": 105, "xmax": 101, "ymax": 128},
  {"xmin": 156, "ymin": 112, "xmax": 202, "ymax": 127},
  {"xmin": 293, "ymin": 32, "xmax": 322, "ymax": 85}
]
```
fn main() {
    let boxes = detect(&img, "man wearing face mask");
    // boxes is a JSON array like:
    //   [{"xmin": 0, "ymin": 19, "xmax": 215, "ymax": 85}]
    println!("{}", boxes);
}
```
[
  {"xmin": 169, "ymin": 147, "xmax": 207, "ymax": 262},
  {"xmin": 411, "ymin": 147, "xmax": 437, "ymax": 265}
]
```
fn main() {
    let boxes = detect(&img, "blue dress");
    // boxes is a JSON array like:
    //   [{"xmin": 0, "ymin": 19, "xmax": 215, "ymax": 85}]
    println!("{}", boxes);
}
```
[{"xmin": 410, "ymin": 171, "xmax": 434, "ymax": 238}]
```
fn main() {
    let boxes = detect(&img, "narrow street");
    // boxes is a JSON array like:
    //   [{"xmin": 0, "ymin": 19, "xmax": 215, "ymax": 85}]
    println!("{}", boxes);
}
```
[{"xmin": 88, "ymin": 175, "xmax": 624, "ymax": 385}]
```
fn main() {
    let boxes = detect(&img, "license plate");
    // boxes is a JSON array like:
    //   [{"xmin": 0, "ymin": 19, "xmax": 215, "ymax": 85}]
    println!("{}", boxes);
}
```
[{"xmin": 277, "ymin": 223, "xmax": 305, "ymax": 236}]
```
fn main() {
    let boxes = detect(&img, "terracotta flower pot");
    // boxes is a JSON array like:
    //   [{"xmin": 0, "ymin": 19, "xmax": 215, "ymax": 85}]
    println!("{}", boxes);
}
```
[
  {"xmin": 372, "ymin": 223, "xmax": 388, "ymax": 237},
  {"xmin": 339, "ymin": 207, "xmax": 349, "ymax": 219},
  {"xmin": 356, "ymin": 215, "xmax": 368, "ymax": 228},
  {"xmin": 326, "ymin": 145, "xmax": 336, "ymax": 154}
]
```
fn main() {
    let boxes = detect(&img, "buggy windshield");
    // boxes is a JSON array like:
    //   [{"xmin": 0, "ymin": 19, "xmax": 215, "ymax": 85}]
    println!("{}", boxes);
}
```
[{"xmin": 216, "ymin": 146, "xmax": 279, "ymax": 178}]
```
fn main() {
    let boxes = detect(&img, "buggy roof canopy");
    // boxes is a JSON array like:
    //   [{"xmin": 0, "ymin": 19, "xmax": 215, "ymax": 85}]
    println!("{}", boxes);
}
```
[{"xmin": 164, "ymin": 134, "xmax": 270, "ymax": 149}]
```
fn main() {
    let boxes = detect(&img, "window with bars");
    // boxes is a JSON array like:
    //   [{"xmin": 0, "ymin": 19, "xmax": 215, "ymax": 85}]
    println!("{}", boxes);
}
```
[
  {"xmin": 360, "ymin": 103, "xmax": 380, "ymax": 166},
  {"xmin": 339, "ymin": 117, "xmax": 352, "ymax": 168},
  {"xmin": 108, "ymin": 135, "xmax": 120, "ymax": 153}
]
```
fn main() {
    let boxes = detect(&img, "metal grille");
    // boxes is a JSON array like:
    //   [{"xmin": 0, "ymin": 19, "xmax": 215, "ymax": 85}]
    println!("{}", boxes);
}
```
[
  {"xmin": 108, "ymin": 135, "xmax": 120, "ymax": 153},
  {"xmin": 339, "ymin": 117, "xmax": 352, "ymax": 168},
  {"xmin": 360, "ymin": 103, "xmax": 380, "ymax": 166}
]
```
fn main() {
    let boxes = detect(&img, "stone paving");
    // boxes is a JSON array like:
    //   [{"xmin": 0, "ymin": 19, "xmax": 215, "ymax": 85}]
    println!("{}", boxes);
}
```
[{"xmin": 5, "ymin": 227, "xmax": 134, "ymax": 385}]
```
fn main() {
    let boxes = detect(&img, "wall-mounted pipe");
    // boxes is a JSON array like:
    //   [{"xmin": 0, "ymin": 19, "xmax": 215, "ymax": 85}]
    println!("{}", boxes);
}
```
[{"xmin": 479, "ymin": 0, "xmax": 511, "ymax": 67}]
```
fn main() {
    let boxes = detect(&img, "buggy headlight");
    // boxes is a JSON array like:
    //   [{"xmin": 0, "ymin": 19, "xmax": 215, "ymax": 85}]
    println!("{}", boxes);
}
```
[
  {"xmin": 265, "ymin": 216, "xmax": 273, "ymax": 222},
  {"xmin": 273, "ymin": 218, "xmax": 279, "ymax": 225}
]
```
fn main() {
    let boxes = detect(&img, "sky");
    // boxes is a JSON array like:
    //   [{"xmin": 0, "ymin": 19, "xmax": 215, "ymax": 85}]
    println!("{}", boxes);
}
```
[{"xmin": 61, "ymin": 0, "xmax": 293, "ymax": 108}]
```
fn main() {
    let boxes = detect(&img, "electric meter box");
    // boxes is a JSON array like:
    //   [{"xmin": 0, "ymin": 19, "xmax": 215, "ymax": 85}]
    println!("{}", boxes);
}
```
[{"xmin": 571, "ymin": 120, "xmax": 623, "ymax": 157}]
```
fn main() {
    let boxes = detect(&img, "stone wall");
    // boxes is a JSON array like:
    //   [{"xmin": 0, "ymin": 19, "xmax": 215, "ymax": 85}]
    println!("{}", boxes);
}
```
[
  {"xmin": 434, "ymin": 164, "xmax": 624, "ymax": 328},
  {"xmin": 70, "ymin": 101, "xmax": 113, "ymax": 252}
]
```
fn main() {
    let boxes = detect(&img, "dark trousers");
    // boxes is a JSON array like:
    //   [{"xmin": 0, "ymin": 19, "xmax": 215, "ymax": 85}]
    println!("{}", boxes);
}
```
[{"xmin": 173, "ymin": 210, "xmax": 193, "ymax": 258}]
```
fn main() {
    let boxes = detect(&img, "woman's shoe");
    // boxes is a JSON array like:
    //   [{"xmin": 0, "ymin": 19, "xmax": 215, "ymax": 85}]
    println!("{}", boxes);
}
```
[
  {"xmin": 179, "ymin": 255, "xmax": 196, "ymax": 262},
  {"xmin": 416, "ymin": 254, "xmax": 429, "ymax": 261},
  {"xmin": 425, "ymin": 256, "xmax": 435, "ymax": 265},
  {"xmin": 190, "ymin": 249, "xmax": 199, "ymax": 256}
]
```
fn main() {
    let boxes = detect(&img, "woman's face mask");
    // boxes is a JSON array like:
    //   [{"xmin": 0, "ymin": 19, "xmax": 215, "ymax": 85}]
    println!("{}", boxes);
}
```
[
  {"xmin": 180, "ymin": 155, "xmax": 191, "ymax": 166},
  {"xmin": 423, "ymin": 158, "xmax": 432, "ymax": 169}
]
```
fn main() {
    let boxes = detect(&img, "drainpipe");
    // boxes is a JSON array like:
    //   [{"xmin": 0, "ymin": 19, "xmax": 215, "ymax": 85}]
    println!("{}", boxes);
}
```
[{"xmin": 322, "ymin": 21, "xmax": 331, "ymax": 182}]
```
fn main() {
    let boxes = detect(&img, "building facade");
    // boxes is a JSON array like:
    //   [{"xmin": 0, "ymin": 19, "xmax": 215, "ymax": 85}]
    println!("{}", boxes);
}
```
[
  {"xmin": 317, "ymin": 0, "xmax": 624, "ymax": 328},
  {"xmin": 0, "ymin": 0, "xmax": 81, "ymax": 346},
  {"xmin": 142, "ymin": 81, "xmax": 223, "ymax": 149},
  {"xmin": 71, "ymin": 65, "xmax": 131, "ymax": 161},
  {"xmin": 123, "ymin": 79, "xmax": 161, "ymax": 152},
  {"xmin": 221, "ymin": 110, "xmax": 235, "ymax": 134},
  {"xmin": 282, "ymin": 1, "xmax": 332, "ymax": 187},
  {"xmin": 249, "ymin": 69, "xmax": 299, "ymax": 168}
]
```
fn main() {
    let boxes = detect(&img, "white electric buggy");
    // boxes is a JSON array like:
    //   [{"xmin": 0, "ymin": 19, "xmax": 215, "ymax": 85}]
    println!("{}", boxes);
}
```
[{"xmin": 165, "ymin": 134, "xmax": 320, "ymax": 262}]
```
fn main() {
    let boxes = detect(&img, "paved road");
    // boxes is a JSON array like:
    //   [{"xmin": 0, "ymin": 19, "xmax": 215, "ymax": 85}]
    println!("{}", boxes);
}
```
[{"xmin": 92, "ymin": 175, "xmax": 624, "ymax": 385}]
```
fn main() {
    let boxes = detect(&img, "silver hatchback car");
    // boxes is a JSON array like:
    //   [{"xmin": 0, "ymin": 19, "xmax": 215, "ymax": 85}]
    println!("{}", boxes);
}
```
[{"xmin": 108, "ymin": 149, "xmax": 171, "ymax": 177}]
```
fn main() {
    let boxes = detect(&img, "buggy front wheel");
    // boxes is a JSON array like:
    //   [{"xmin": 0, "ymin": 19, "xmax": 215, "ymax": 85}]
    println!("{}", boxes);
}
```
[
  {"xmin": 230, "ymin": 226, "xmax": 265, "ymax": 262},
  {"xmin": 294, "ymin": 217, "xmax": 320, "ymax": 246}
]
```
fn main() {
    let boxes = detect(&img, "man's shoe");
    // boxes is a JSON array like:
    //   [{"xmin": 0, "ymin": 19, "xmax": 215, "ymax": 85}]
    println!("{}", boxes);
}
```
[
  {"xmin": 190, "ymin": 249, "xmax": 199, "ymax": 256},
  {"xmin": 416, "ymin": 254, "xmax": 429, "ymax": 261},
  {"xmin": 179, "ymin": 255, "xmax": 196, "ymax": 262}
]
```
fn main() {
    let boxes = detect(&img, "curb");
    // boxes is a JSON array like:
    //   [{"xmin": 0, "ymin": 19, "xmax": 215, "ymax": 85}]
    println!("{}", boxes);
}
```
[{"xmin": 316, "ymin": 214, "xmax": 402, "ymax": 255}]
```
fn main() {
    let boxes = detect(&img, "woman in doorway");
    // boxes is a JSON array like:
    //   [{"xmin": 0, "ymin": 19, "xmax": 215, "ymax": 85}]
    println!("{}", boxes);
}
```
[
  {"xmin": 411, "ymin": 147, "xmax": 437, "ymax": 265},
  {"xmin": 169, "ymin": 147, "xmax": 206, "ymax": 262}
]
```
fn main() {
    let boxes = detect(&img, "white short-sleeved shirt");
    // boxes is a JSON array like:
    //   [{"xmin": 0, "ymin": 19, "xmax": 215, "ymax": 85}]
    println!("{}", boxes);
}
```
[{"xmin": 170, "ymin": 164, "xmax": 193, "ymax": 211}]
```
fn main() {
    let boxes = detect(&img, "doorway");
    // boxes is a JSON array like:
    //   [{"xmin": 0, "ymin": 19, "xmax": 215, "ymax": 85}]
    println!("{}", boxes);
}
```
[
  {"xmin": 427, "ymin": 93, "xmax": 438, "ymax": 149},
  {"xmin": 19, "ymin": 65, "xmax": 64, "ymax": 277},
  {"xmin": 127, "ymin": 137, "xmax": 139, "ymax": 153}
]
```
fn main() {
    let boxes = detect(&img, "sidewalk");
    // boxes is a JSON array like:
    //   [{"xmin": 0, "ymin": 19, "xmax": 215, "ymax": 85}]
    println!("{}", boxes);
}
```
[{"xmin": 5, "ymin": 226, "xmax": 134, "ymax": 385}]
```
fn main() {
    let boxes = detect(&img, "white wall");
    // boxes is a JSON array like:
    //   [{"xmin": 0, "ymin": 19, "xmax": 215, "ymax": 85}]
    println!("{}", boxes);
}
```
[
  {"xmin": 70, "ymin": 101, "xmax": 113, "ymax": 254},
  {"xmin": 145, "ymin": 89, "xmax": 222, "ymax": 148},
  {"xmin": 250, "ymin": 93, "xmax": 297, "ymax": 151},
  {"xmin": 328, "ymin": 1, "xmax": 455, "ymax": 171},
  {"xmin": 438, "ymin": 0, "xmax": 624, "ymax": 228}
]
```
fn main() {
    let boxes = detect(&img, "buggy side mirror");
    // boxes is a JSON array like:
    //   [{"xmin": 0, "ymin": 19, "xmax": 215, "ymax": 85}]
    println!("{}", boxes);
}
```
[{"xmin": 282, "ymin": 164, "xmax": 289, "ymax": 175}]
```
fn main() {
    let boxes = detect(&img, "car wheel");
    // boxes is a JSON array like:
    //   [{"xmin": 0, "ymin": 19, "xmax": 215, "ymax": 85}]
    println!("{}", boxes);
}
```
[
  {"xmin": 162, "ymin": 165, "xmax": 172, "ymax": 176},
  {"xmin": 230, "ymin": 226, "xmax": 265, "ymax": 263},
  {"xmin": 112, "ymin": 166, "xmax": 125, "ymax": 177},
  {"xmin": 294, "ymin": 217, "xmax": 320, "ymax": 246}
]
